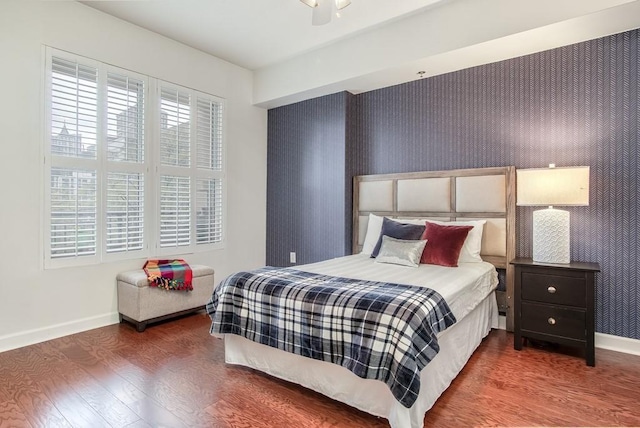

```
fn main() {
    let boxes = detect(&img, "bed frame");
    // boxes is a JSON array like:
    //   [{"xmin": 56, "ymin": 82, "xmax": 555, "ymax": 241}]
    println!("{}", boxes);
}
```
[
  {"xmin": 223, "ymin": 166, "xmax": 517, "ymax": 427},
  {"xmin": 352, "ymin": 166, "xmax": 516, "ymax": 331}
]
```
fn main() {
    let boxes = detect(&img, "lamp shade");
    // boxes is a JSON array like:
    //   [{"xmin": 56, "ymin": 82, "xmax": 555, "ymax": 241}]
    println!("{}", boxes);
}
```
[{"xmin": 517, "ymin": 166, "xmax": 590, "ymax": 206}]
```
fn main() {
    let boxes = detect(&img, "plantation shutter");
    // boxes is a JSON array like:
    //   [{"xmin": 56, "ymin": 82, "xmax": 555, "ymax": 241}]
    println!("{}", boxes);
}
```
[
  {"xmin": 106, "ymin": 173, "xmax": 144, "ymax": 253},
  {"xmin": 106, "ymin": 73, "xmax": 145, "ymax": 162},
  {"xmin": 159, "ymin": 85, "xmax": 192, "ymax": 249},
  {"xmin": 49, "ymin": 56, "xmax": 99, "ymax": 260},
  {"xmin": 196, "ymin": 178, "xmax": 222, "ymax": 244},
  {"xmin": 105, "ymin": 71, "xmax": 146, "ymax": 255},
  {"xmin": 196, "ymin": 97, "xmax": 223, "ymax": 170},
  {"xmin": 196, "ymin": 97, "xmax": 224, "ymax": 244},
  {"xmin": 160, "ymin": 175, "xmax": 191, "ymax": 248},
  {"xmin": 160, "ymin": 88, "xmax": 190, "ymax": 167},
  {"xmin": 50, "ymin": 168, "xmax": 97, "ymax": 258},
  {"xmin": 51, "ymin": 57, "xmax": 98, "ymax": 158}
]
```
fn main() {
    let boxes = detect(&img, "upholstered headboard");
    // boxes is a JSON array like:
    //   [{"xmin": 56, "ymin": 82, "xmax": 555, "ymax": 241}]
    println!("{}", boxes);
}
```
[{"xmin": 353, "ymin": 166, "xmax": 516, "ymax": 331}]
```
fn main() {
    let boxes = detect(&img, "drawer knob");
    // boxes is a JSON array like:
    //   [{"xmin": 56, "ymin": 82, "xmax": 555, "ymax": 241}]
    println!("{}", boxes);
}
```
[
  {"xmin": 548, "ymin": 317, "xmax": 556, "ymax": 325},
  {"xmin": 547, "ymin": 286, "xmax": 557, "ymax": 294}
]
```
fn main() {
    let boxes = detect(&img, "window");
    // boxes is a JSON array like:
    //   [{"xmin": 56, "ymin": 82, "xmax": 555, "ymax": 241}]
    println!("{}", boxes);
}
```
[{"xmin": 45, "ymin": 48, "xmax": 225, "ymax": 268}]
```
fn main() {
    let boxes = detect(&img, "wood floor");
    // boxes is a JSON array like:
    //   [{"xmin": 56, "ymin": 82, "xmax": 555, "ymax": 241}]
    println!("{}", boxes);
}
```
[{"xmin": 1, "ymin": 313, "xmax": 639, "ymax": 428}]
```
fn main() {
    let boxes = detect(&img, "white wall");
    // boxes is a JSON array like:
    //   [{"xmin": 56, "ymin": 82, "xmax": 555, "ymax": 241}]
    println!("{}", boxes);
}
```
[{"xmin": 0, "ymin": 1, "xmax": 267, "ymax": 351}]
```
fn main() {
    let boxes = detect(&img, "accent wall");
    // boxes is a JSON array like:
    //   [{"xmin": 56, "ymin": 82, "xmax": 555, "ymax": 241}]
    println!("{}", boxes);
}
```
[
  {"xmin": 266, "ymin": 29, "xmax": 639, "ymax": 340},
  {"xmin": 267, "ymin": 92, "xmax": 354, "ymax": 267}
]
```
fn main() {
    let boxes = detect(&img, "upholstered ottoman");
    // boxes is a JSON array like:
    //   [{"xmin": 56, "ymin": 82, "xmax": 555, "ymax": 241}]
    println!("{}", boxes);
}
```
[{"xmin": 117, "ymin": 265, "xmax": 214, "ymax": 332}]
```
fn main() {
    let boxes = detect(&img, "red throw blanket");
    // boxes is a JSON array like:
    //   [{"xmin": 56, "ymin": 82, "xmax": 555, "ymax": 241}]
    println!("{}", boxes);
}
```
[{"xmin": 143, "ymin": 259, "xmax": 193, "ymax": 291}]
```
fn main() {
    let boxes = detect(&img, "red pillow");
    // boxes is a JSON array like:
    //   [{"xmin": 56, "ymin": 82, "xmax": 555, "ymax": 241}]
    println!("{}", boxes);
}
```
[{"xmin": 420, "ymin": 222, "xmax": 473, "ymax": 267}]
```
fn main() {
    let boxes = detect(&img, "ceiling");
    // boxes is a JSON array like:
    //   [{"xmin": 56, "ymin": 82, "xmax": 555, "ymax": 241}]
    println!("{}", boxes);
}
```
[
  {"xmin": 80, "ymin": 0, "xmax": 640, "ymax": 108},
  {"xmin": 81, "ymin": 0, "xmax": 445, "ymax": 70}
]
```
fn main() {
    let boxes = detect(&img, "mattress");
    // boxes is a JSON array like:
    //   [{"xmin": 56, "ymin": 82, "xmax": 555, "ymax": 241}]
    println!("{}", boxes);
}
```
[{"xmin": 219, "ymin": 255, "xmax": 499, "ymax": 428}]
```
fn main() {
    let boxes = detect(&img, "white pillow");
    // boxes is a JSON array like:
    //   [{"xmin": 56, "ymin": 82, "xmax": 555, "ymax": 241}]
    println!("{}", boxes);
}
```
[
  {"xmin": 427, "ymin": 219, "xmax": 486, "ymax": 263},
  {"xmin": 360, "ymin": 215, "xmax": 482, "ymax": 260},
  {"xmin": 375, "ymin": 235, "xmax": 427, "ymax": 268},
  {"xmin": 361, "ymin": 214, "xmax": 384, "ymax": 255}
]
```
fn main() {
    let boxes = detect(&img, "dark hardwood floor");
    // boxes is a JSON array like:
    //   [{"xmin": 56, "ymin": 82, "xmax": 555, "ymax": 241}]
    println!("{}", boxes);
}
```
[{"xmin": 1, "ymin": 312, "xmax": 639, "ymax": 427}]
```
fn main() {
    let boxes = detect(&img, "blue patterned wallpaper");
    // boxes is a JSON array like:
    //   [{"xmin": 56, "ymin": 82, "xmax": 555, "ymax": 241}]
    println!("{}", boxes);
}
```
[
  {"xmin": 267, "ymin": 30, "xmax": 639, "ymax": 339},
  {"xmin": 266, "ymin": 92, "xmax": 354, "ymax": 267}
]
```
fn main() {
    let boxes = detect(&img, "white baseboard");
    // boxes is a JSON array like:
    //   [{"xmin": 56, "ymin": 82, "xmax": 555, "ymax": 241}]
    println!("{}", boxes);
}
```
[
  {"xmin": 3, "ymin": 313, "xmax": 639, "ymax": 358},
  {"xmin": 497, "ymin": 315, "xmax": 640, "ymax": 357},
  {"xmin": 0, "ymin": 312, "xmax": 120, "ymax": 353},
  {"xmin": 595, "ymin": 332, "xmax": 640, "ymax": 356}
]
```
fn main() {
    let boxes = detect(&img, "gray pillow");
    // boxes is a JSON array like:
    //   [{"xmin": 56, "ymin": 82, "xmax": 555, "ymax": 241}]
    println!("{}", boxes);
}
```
[
  {"xmin": 371, "ymin": 217, "xmax": 426, "ymax": 258},
  {"xmin": 375, "ymin": 235, "xmax": 428, "ymax": 268}
]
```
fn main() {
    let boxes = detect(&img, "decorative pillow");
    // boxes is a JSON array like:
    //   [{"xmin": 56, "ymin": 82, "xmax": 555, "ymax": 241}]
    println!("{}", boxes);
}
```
[
  {"xmin": 371, "ymin": 217, "xmax": 426, "ymax": 258},
  {"xmin": 361, "ymin": 213, "xmax": 384, "ymax": 256},
  {"xmin": 375, "ymin": 236, "xmax": 427, "ymax": 268},
  {"xmin": 420, "ymin": 221, "xmax": 473, "ymax": 267},
  {"xmin": 427, "ymin": 219, "xmax": 486, "ymax": 263}
]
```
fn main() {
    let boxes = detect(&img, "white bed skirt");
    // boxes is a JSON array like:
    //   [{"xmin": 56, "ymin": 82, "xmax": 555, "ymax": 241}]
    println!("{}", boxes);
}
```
[{"xmin": 223, "ymin": 293, "xmax": 499, "ymax": 428}]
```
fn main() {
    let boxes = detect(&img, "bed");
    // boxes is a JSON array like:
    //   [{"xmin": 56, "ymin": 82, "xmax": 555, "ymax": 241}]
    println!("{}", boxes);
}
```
[{"xmin": 209, "ymin": 166, "xmax": 516, "ymax": 428}]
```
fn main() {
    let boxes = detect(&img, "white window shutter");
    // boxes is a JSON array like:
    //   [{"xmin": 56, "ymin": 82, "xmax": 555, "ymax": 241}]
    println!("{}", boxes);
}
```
[
  {"xmin": 50, "ymin": 168, "xmax": 97, "ymax": 258},
  {"xmin": 106, "ymin": 173, "xmax": 144, "ymax": 253},
  {"xmin": 106, "ymin": 73, "xmax": 145, "ymax": 163},
  {"xmin": 104, "ymin": 70, "xmax": 146, "ymax": 256},
  {"xmin": 49, "ymin": 55, "xmax": 99, "ymax": 262},
  {"xmin": 196, "ymin": 97, "xmax": 223, "ymax": 171},
  {"xmin": 160, "ymin": 88, "xmax": 191, "ymax": 167},
  {"xmin": 51, "ymin": 57, "xmax": 98, "ymax": 159},
  {"xmin": 195, "ymin": 96, "xmax": 224, "ymax": 245},
  {"xmin": 160, "ymin": 175, "xmax": 191, "ymax": 248},
  {"xmin": 196, "ymin": 178, "xmax": 223, "ymax": 244}
]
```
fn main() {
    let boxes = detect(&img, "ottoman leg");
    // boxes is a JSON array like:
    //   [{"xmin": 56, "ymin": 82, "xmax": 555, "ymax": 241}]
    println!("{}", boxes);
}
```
[{"xmin": 136, "ymin": 321, "xmax": 147, "ymax": 333}]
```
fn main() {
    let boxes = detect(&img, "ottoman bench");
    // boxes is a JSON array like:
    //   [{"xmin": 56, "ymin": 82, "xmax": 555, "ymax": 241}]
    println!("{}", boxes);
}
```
[{"xmin": 117, "ymin": 264, "xmax": 214, "ymax": 332}]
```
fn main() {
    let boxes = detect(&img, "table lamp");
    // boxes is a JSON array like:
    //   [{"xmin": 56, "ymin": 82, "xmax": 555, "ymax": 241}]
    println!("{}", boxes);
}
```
[{"xmin": 516, "ymin": 164, "xmax": 590, "ymax": 264}]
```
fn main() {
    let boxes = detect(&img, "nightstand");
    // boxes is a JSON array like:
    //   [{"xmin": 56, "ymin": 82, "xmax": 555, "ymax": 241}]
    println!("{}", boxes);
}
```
[{"xmin": 511, "ymin": 258, "xmax": 600, "ymax": 366}]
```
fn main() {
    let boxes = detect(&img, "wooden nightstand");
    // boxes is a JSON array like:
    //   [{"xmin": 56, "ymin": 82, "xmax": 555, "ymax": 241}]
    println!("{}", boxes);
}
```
[{"xmin": 511, "ymin": 258, "xmax": 600, "ymax": 366}]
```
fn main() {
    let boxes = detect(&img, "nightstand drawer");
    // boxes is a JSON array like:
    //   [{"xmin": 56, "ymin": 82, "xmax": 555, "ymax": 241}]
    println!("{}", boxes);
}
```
[
  {"xmin": 521, "ymin": 272, "xmax": 586, "ymax": 307},
  {"xmin": 521, "ymin": 302, "xmax": 586, "ymax": 340}
]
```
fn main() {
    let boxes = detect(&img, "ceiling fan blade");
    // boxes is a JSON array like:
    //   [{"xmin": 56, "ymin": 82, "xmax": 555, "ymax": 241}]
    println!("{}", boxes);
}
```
[
  {"xmin": 300, "ymin": 0, "xmax": 318, "ymax": 7},
  {"xmin": 312, "ymin": 0, "xmax": 332, "ymax": 25},
  {"xmin": 335, "ymin": 0, "xmax": 351, "ymax": 10}
]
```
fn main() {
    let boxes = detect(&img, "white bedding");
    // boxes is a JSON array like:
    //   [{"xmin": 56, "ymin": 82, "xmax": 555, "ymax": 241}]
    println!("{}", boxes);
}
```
[
  {"xmin": 296, "ymin": 253, "xmax": 498, "ymax": 322},
  {"xmin": 220, "ymin": 255, "xmax": 500, "ymax": 428}
]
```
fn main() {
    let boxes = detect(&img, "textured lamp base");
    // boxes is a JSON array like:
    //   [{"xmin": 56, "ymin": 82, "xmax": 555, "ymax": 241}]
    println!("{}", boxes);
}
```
[{"xmin": 532, "ymin": 208, "xmax": 570, "ymax": 264}]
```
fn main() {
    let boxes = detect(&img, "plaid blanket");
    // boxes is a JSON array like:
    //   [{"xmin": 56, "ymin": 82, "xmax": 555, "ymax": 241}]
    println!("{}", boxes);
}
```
[
  {"xmin": 206, "ymin": 267, "xmax": 456, "ymax": 408},
  {"xmin": 143, "ymin": 259, "xmax": 193, "ymax": 291}
]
